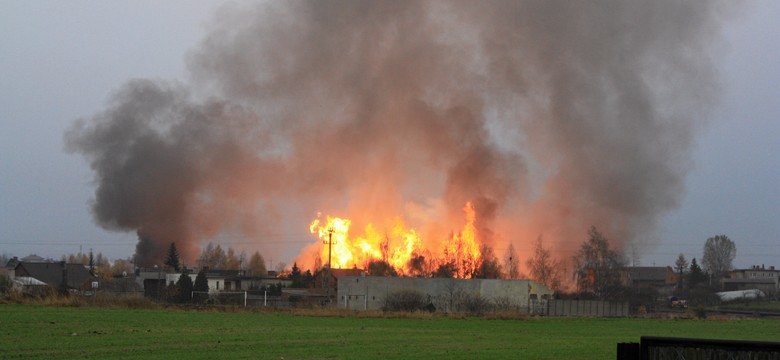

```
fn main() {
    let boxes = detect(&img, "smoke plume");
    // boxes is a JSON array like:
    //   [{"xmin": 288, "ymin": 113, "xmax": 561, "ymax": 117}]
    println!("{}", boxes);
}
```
[{"xmin": 66, "ymin": 1, "xmax": 730, "ymax": 268}]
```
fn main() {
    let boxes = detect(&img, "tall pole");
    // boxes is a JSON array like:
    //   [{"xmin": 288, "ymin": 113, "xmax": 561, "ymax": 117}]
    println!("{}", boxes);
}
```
[
  {"xmin": 324, "ymin": 227, "xmax": 335, "ymax": 303},
  {"xmin": 327, "ymin": 228, "xmax": 334, "ymax": 270}
]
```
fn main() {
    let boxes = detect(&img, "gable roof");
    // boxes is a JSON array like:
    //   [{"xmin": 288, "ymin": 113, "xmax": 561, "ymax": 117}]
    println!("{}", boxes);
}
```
[
  {"xmin": 5, "ymin": 257, "xmax": 20, "ymax": 269},
  {"xmin": 21, "ymin": 255, "xmax": 46, "ymax": 262},
  {"xmin": 14, "ymin": 262, "xmax": 95, "ymax": 289}
]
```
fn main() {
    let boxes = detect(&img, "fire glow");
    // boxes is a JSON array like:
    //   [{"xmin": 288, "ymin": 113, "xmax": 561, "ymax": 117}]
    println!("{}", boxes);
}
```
[
  {"xmin": 65, "ymin": 2, "xmax": 724, "ymax": 270},
  {"xmin": 309, "ymin": 202, "xmax": 482, "ymax": 278}
]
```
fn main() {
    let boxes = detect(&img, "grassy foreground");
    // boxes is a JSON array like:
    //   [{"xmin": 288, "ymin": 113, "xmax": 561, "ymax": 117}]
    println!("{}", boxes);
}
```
[{"xmin": 1, "ymin": 304, "xmax": 778, "ymax": 359}]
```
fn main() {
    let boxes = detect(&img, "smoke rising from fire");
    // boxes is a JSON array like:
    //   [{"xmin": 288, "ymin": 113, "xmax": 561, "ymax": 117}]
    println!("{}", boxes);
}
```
[{"xmin": 66, "ymin": 1, "xmax": 730, "ymax": 268}]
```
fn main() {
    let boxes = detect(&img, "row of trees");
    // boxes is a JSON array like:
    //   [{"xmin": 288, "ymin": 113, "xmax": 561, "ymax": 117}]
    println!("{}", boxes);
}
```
[
  {"xmin": 673, "ymin": 235, "xmax": 737, "ymax": 290},
  {"xmin": 41, "ymin": 229, "xmax": 737, "ymax": 302},
  {"xmin": 56, "ymin": 250, "xmax": 134, "ymax": 278},
  {"xmin": 557, "ymin": 229, "xmax": 737, "ymax": 300},
  {"xmin": 163, "ymin": 242, "xmax": 268, "ymax": 276},
  {"xmin": 674, "ymin": 255, "xmax": 709, "ymax": 289},
  {"xmin": 355, "ymin": 245, "xmax": 513, "ymax": 282},
  {"xmin": 259, "ymin": 226, "xmax": 607, "ymax": 294}
]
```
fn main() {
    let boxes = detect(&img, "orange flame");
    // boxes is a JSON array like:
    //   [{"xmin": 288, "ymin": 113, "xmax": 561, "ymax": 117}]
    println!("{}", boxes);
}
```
[
  {"xmin": 443, "ymin": 202, "xmax": 481, "ymax": 278},
  {"xmin": 309, "ymin": 201, "xmax": 481, "ymax": 278}
]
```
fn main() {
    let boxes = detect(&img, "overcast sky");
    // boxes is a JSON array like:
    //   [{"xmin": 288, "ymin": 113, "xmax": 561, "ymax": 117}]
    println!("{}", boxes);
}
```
[{"xmin": 1, "ymin": 1, "xmax": 778, "ymax": 269}]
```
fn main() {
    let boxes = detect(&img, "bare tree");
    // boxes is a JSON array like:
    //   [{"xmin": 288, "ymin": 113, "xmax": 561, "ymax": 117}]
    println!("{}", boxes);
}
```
[
  {"xmin": 225, "ymin": 247, "xmax": 241, "ymax": 270},
  {"xmin": 247, "ymin": 251, "xmax": 267, "ymax": 276},
  {"xmin": 312, "ymin": 250, "xmax": 323, "ymax": 272},
  {"xmin": 573, "ymin": 227, "xmax": 625, "ymax": 299},
  {"xmin": 527, "ymin": 235, "xmax": 563, "ymax": 291},
  {"xmin": 702, "ymin": 235, "xmax": 736, "ymax": 279},
  {"xmin": 198, "ymin": 242, "xmax": 228, "ymax": 269},
  {"xmin": 111, "ymin": 258, "xmax": 134, "ymax": 277},
  {"xmin": 63, "ymin": 252, "xmax": 90, "ymax": 265}
]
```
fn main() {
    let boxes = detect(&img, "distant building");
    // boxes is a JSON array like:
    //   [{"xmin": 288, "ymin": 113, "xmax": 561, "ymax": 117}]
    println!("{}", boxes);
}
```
[
  {"xmin": 137, "ymin": 267, "xmax": 291, "ymax": 298},
  {"xmin": 134, "ymin": 267, "xmax": 168, "ymax": 298},
  {"xmin": 229, "ymin": 275, "xmax": 291, "ymax": 291},
  {"xmin": 21, "ymin": 255, "xmax": 46, "ymax": 263},
  {"xmin": 619, "ymin": 266, "xmax": 678, "ymax": 291},
  {"xmin": 337, "ymin": 276, "xmax": 554, "ymax": 312},
  {"xmin": 5, "ymin": 256, "xmax": 20, "ymax": 270},
  {"xmin": 313, "ymin": 267, "xmax": 365, "ymax": 295},
  {"xmin": 14, "ymin": 261, "xmax": 96, "ymax": 292},
  {"xmin": 722, "ymin": 265, "xmax": 779, "ymax": 294}
]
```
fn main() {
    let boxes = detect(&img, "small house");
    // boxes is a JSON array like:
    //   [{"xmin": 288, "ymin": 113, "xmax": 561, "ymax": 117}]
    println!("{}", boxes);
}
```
[{"xmin": 14, "ymin": 261, "xmax": 96, "ymax": 292}]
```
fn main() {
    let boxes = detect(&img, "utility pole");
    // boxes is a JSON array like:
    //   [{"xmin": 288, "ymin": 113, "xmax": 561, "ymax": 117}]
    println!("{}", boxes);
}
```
[
  {"xmin": 326, "ymin": 227, "xmax": 335, "ymax": 269},
  {"xmin": 323, "ymin": 227, "xmax": 335, "ymax": 303}
]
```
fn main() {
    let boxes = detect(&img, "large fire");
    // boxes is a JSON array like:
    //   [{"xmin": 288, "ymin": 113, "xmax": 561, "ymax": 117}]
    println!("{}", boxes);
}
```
[{"xmin": 309, "ymin": 202, "xmax": 482, "ymax": 278}]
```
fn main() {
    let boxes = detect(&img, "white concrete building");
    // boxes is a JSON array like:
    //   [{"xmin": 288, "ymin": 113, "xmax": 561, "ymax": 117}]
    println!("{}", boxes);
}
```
[{"xmin": 337, "ymin": 276, "xmax": 553, "ymax": 312}]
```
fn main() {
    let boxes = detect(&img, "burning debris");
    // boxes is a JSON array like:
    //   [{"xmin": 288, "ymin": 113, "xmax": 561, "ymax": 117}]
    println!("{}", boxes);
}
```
[{"xmin": 66, "ymin": 1, "xmax": 730, "ymax": 271}]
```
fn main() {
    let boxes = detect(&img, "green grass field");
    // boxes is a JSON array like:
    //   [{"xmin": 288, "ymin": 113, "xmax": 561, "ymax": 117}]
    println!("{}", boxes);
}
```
[{"xmin": 1, "ymin": 304, "xmax": 778, "ymax": 359}]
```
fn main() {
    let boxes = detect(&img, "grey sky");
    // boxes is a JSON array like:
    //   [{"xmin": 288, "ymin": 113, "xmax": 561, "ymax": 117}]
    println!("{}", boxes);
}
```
[{"xmin": 1, "ymin": 1, "xmax": 777, "ymax": 269}]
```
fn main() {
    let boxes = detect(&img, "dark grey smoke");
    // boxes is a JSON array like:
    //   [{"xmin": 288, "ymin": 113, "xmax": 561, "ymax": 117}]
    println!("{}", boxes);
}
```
[{"xmin": 66, "ymin": 0, "xmax": 730, "ymax": 267}]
